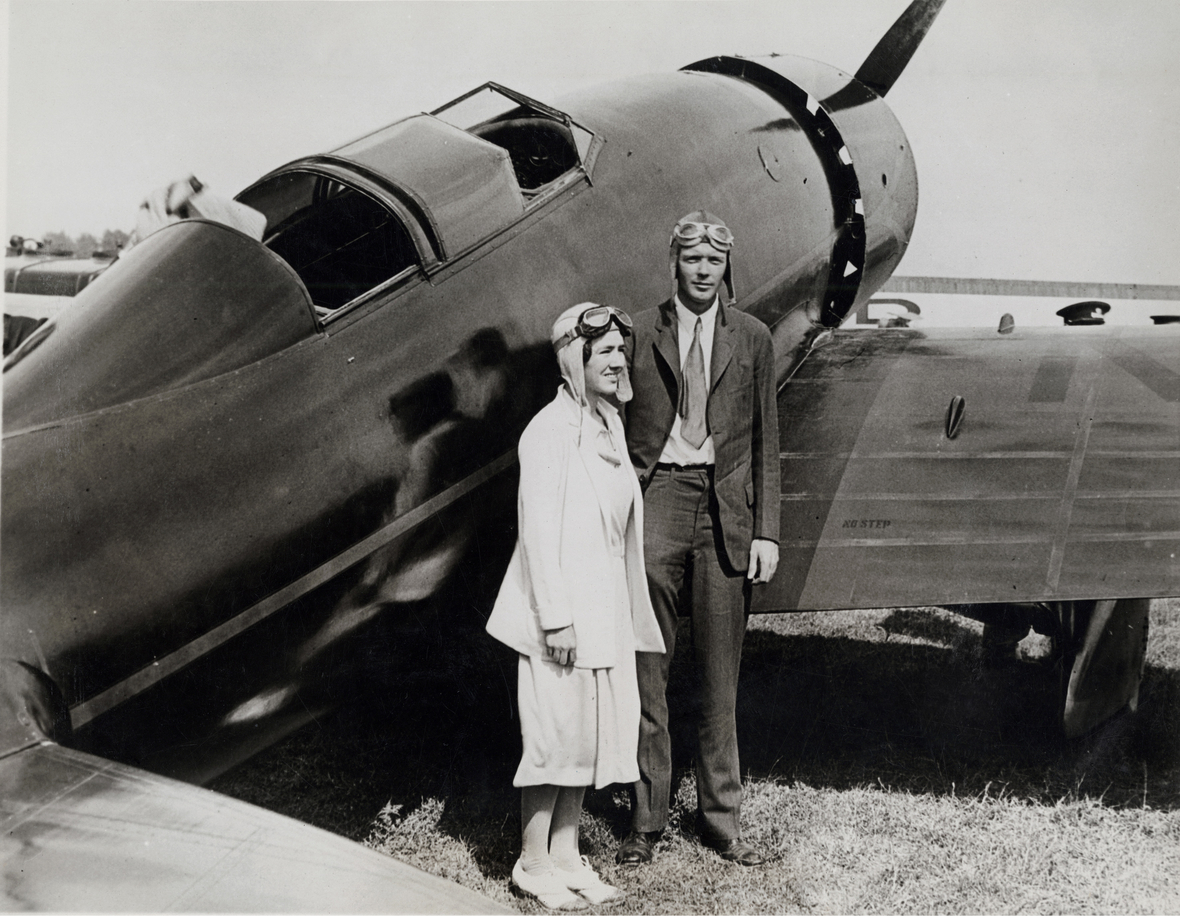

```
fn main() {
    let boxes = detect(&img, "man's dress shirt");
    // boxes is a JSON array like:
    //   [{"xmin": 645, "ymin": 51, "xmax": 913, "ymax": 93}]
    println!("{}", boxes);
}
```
[{"xmin": 658, "ymin": 295, "xmax": 718, "ymax": 467}]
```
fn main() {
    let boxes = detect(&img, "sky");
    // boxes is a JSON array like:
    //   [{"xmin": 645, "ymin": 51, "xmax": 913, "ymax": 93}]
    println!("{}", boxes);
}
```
[{"xmin": 4, "ymin": 1, "xmax": 1180, "ymax": 286}]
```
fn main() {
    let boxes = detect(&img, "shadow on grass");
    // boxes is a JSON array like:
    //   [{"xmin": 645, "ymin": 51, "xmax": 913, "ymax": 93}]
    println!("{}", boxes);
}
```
[
  {"xmin": 735, "ymin": 613, "xmax": 1180, "ymax": 812},
  {"xmin": 212, "ymin": 601, "xmax": 1180, "ymax": 889},
  {"xmin": 210, "ymin": 603, "xmax": 530, "ymax": 878}
]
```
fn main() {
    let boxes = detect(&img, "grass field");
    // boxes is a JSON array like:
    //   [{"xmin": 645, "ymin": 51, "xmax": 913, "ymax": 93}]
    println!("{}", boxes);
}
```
[{"xmin": 214, "ymin": 599, "xmax": 1180, "ymax": 913}]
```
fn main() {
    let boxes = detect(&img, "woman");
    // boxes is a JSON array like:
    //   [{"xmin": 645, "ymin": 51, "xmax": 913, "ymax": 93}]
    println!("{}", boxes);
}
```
[{"xmin": 486, "ymin": 303, "xmax": 665, "ymax": 910}]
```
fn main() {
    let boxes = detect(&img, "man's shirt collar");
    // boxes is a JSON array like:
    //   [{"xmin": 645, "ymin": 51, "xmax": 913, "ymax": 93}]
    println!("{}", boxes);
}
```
[{"xmin": 673, "ymin": 294, "xmax": 719, "ymax": 333}]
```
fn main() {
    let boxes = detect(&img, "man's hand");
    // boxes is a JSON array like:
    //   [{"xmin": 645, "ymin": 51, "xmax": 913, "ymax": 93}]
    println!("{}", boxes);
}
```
[
  {"xmin": 544, "ymin": 625, "xmax": 577, "ymax": 667},
  {"xmin": 747, "ymin": 539, "xmax": 779, "ymax": 584}
]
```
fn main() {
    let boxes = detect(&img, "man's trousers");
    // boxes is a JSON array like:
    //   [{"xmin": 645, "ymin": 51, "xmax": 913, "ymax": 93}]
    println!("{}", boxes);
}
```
[{"xmin": 630, "ymin": 465, "xmax": 747, "ymax": 842}]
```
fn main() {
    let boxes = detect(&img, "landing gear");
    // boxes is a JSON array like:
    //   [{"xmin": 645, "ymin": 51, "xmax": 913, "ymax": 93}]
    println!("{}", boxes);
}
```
[
  {"xmin": 1052, "ymin": 599, "xmax": 1151, "ymax": 739},
  {"xmin": 952, "ymin": 599, "xmax": 1152, "ymax": 738}
]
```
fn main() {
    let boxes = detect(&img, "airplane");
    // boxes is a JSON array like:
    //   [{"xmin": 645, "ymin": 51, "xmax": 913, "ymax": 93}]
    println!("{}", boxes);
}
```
[
  {"xmin": 3, "ymin": 237, "xmax": 113, "ymax": 354},
  {"xmin": 4, "ymin": 0, "xmax": 1177, "ymax": 908}
]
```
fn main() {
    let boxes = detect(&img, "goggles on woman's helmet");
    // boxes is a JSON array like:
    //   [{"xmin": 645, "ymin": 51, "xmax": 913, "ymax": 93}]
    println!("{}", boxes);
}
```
[
  {"xmin": 670, "ymin": 220, "xmax": 735, "ymax": 252},
  {"xmin": 552, "ymin": 305, "xmax": 633, "ymax": 352}
]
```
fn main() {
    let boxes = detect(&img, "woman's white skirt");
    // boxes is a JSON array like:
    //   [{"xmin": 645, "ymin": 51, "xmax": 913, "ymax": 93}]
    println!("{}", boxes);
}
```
[
  {"xmin": 513, "ymin": 557, "xmax": 640, "ymax": 789},
  {"xmin": 513, "ymin": 654, "xmax": 640, "ymax": 789}
]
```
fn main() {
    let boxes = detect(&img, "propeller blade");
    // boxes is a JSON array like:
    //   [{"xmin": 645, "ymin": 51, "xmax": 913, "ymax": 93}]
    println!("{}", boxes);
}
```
[{"xmin": 854, "ymin": 0, "xmax": 947, "ymax": 97}]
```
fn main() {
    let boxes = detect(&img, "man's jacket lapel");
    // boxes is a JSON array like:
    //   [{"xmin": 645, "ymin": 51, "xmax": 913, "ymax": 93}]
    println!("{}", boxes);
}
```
[
  {"xmin": 653, "ymin": 301, "xmax": 681, "ymax": 396},
  {"xmin": 709, "ymin": 301, "xmax": 734, "ymax": 394}
]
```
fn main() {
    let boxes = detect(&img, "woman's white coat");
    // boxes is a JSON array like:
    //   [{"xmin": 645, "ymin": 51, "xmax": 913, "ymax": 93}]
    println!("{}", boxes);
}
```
[{"xmin": 486, "ymin": 386, "xmax": 665, "ymax": 668}]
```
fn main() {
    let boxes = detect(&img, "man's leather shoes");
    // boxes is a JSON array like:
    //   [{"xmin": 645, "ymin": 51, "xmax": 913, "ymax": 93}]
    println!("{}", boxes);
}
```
[
  {"xmin": 616, "ymin": 830, "xmax": 658, "ymax": 867},
  {"xmin": 702, "ymin": 835, "xmax": 766, "ymax": 866}
]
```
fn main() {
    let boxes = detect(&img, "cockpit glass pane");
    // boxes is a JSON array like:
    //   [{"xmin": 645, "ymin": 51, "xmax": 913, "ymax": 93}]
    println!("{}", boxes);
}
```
[
  {"xmin": 237, "ymin": 171, "xmax": 419, "ymax": 314},
  {"xmin": 570, "ymin": 123, "xmax": 594, "ymax": 163},
  {"xmin": 433, "ymin": 83, "xmax": 595, "ymax": 200},
  {"xmin": 433, "ymin": 85, "xmax": 522, "ymax": 133}
]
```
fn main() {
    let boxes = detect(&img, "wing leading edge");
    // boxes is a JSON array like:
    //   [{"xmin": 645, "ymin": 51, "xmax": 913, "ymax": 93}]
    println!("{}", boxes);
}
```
[
  {"xmin": 0, "ymin": 742, "xmax": 509, "ymax": 913},
  {"xmin": 756, "ymin": 324, "xmax": 1180, "ymax": 612}
]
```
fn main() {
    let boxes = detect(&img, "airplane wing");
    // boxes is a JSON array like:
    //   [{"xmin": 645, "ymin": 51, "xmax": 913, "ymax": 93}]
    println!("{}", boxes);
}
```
[
  {"xmin": 756, "ymin": 322, "xmax": 1180, "ymax": 612},
  {"xmin": 0, "ymin": 741, "xmax": 508, "ymax": 913}
]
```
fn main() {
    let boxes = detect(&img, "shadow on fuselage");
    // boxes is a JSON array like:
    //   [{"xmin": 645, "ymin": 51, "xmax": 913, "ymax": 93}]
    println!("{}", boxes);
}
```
[{"xmin": 71, "ymin": 331, "xmax": 558, "ymax": 785}]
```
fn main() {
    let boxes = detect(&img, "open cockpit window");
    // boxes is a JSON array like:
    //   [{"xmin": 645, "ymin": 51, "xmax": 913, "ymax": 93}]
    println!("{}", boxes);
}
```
[
  {"xmin": 433, "ymin": 83, "xmax": 597, "ymax": 200},
  {"xmin": 236, "ymin": 171, "xmax": 420, "ymax": 316}
]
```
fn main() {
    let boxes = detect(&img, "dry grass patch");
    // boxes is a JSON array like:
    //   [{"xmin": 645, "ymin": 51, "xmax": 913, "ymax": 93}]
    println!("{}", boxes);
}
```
[
  {"xmin": 764, "ymin": 784, "xmax": 1178, "ymax": 914},
  {"xmin": 358, "ymin": 776, "xmax": 1180, "ymax": 914},
  {"xmin": 356, "ymin": 775, "xmax": 1180, "ymax": 914}
]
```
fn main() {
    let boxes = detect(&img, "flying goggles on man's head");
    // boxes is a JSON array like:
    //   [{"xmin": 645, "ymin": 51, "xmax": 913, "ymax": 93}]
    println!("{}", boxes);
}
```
[
  {"xmin": 670, "ymin": 211, "xmax": 735, "ymax": 252},
  {"xmin": 669, "ymin": 210, "xmax": 736, "ymax": 302}
]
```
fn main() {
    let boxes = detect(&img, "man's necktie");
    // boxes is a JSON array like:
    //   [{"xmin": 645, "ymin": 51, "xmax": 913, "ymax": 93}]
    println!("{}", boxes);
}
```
[{"xmin": 679, "ymin": 317, "xmax": 707, "ymax": 448}]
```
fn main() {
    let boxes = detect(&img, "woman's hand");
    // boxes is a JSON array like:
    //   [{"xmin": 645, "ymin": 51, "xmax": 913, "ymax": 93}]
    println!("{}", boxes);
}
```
[{"xmin": 544, "ymin": 625, "xmax": 577, "ymax": 667}]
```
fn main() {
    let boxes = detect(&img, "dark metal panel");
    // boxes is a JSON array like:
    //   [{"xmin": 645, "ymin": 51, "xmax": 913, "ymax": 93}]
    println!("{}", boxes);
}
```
[
  {"xmin": 1096, "ymin": 338, "xmax": 1180, "ymax": 405},
  {"xmin": 1069, "ymin": 497, "xmax": 1180, "ymax": 536},
  {"xmin": 554, "ymin": 71, "xmax": 841, "ymax": 324},
  {"xmin": 687, "ymin": 53, "xmax": 918, "ymax": 319},
  {"xmin": 849, "ymin": 410, "xmax": 1086, "ymax": 454},
  {"xmin": 779, "ymin": 497, "xmax": 837, "ymax": 543},
  {"xmin": 1078, "ymin": 455, "xmax": 1180, "ymax": 494},
  {"xmin": 1058, "ymin": 541, "xmax": 1180, "ymax": 597},
  {"xmin": 1089, "ymin": 414, "xmax": 1180, "ymax": 451},
  {"xmin": 817, "ymin": 496, "xmax": 1054, "ymax": 540},
  {"xmin": 755, "ymin": 326, "xmax": 1180, "ymax": 611},
  {"xmin": 782, "ymin": 456, "xmax": 856, "ymax": 496},
  {"xmin": 837, "ymin": 455, "xmax": 1073, "ymax": 498},
  {"xmin": 791, "ymin": 541, "xmax": 1057, "ymax": 608}
]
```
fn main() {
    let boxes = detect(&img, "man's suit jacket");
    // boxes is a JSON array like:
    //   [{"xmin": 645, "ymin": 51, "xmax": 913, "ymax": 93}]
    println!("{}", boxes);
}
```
[{"xmin": 625, "ymin": 298, "xmax": 780, "ymax": 571}]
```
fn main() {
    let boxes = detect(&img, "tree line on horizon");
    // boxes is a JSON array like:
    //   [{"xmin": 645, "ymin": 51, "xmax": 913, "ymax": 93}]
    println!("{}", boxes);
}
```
[{"xmin": 18, "ymin": 229, "xmax": 131, "ymax": 258}]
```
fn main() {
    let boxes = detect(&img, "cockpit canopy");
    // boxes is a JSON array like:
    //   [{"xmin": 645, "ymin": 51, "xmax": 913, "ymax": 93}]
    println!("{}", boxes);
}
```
[
  {"xmin": 237, "ymin": 83, "xmax": 598, "ymax": 318},
  {"xmin": 2, "ymin": 85, "xmax": 599, "ymax": 428},
  {"xmin": 432, "ymin": 82, "xmax": 595, "ymax": 196}
]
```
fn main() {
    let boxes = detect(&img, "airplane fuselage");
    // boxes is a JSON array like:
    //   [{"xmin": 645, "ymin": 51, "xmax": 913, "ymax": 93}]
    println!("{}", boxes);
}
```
[{"xmin": 2, "ymin": 57, "xmax": 917, "ymax": 778}]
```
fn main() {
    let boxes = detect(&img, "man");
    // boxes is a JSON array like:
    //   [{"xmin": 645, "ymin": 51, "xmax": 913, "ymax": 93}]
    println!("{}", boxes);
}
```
[{"xmin": 619, "ymin": 211, "xmax": 780, "ymax": 867}]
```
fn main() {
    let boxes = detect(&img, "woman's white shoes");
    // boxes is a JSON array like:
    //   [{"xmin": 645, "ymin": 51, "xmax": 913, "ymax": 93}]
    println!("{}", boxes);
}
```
[
  {"xmin": 512, "ymin": 859, "xmax": 588, "ymax": 911},
  {"xmin": 512, "ymin": 856, "xmax": 623, "ymax": 908},
  {"xmin": 553, "ymin": 855, "xmax": 623, "ymax": 905}
]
